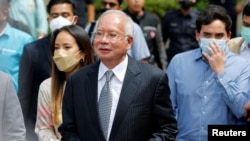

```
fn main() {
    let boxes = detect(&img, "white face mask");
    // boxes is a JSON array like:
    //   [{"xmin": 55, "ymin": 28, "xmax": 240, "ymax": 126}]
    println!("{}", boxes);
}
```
[
  {"xmin": 49, "ymin": 16, "xmax": 72, "ymax": 32},
  {"xmin": 53, "ymin": 49, "xmax": 81, "ymax": 72},
  {"xmin": 199, "ymin": 38, "xmax": 227, "ymax": 55}
]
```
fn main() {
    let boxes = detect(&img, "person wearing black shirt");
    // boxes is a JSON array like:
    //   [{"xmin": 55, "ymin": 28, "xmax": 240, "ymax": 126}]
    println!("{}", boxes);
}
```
[{"xmin": 162, "ymin": 0, "xmax": 199, "ymax": 63}]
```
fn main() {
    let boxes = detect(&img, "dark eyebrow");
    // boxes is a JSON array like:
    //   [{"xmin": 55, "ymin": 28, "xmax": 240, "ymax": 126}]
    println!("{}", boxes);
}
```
[
  {"xmin": 215, "ymin": 33, "xmax": 224, "ymax": 36},
  {"xmin": 203, "ymin": 32, "xmax": 211, "ymax": 36}
]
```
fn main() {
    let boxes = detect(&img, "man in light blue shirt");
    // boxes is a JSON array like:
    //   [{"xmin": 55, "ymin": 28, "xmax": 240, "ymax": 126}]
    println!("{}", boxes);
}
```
[
  {"xmin": 9, "ymin": 0, "xmax": 48, "ymax": 39},
  {"xmin": 167, "ymin": 5, "xmax": 250, "ymax": 141},
  {"xmin": 0, "ymin": 0, "xmax": 34, "ymax": 92}
]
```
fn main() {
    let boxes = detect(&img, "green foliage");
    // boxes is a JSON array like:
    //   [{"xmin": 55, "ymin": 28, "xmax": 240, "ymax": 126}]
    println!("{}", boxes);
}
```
[
  {"xmin": 94, "ymin": 0, "xmax": 209, "ymax": 19},
  {"xmin": 144, "ymin": 0, "xmax": 179, "ymax": 18}
]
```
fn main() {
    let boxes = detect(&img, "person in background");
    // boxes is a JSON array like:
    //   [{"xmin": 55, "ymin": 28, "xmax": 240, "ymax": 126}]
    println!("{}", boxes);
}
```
[
  {"xmin": 35, "ymin": 25, "xmax": 94, "ymax": 141},
  {"xmin": 18, "ymin": 0, "xmax": 78, "ymax": 140},
  {"xmin": 244, "ymin": 101, "xmax": 250, "ymax": 122},
  {"xmin": 124, "ymin": 0, "xmax": 167, "ymax": 70},
  {"xmin": 167, "ymin": 5, "xmax": 250, "ymax": 141},
  {"xmin": 71, "ymin": 0, "xmax": 96, "ymax": 28},
  {"xmin": 208, "ymin": 0, "xmax": 247, "ymax": 38},
  {"xmin": 9, "ymin": 0, "xmax": 48, "ymax": 39},
  {"xmin": 227, "ymin": 1, "xmax": 250, "ymax": 125},
  {"xmin": 0, "ymin": 71, "xmax": 26, "ymax": 141},
  {"xmin": 162, "ymin": 0, "xmax": 199, "ymax": 63},
  {"xmin": 59, "ymin": 10, "xmax": 178, "ymax": 141},
  {"xmin": 228, "ymin": 1, "xmax": 250, "ymax": 59},
  {"xmin": 8, "ymin": 17, "xmax": 32, "ymax": 35},
  {"xmin": 0, "ymin": 0, "xmax": 34, "ymax": 92},
  {"xmin": 85, "ymin": 0, "xmax": 150, "ymax": 62}
]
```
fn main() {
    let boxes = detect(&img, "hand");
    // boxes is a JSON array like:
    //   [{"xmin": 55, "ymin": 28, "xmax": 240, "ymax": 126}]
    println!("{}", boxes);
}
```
[
  {"xmin": 202, "ymin": 41, "xmax": 225, "ymax": 74},
  {"xmin": 38, "ymin": 33, "xmax": 46, "ymax": 39},
  {"xmin": 235, "ymin": 4, "xmax": 244, "ymax": 14},
  {"xmin": 244, "ymin": 101, "xmax": 250, "ymax": 122}
]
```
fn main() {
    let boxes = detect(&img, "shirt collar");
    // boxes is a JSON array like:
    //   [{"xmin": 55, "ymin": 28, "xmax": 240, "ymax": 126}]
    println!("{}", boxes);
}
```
[
  {"xmin": 0, "ymin": 23, "xmax": 11, "ymax": 37},
  {"xmin": 98, "ymin": 55, "xmax": 128, "ymax": 82},
  {"xmin": 240, "ymin": 40, "xmax": 249, "ymax": 52}
]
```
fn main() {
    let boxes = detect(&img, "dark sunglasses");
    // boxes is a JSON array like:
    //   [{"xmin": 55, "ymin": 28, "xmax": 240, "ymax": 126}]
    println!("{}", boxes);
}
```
[{"xmin": 101, "ymin": 1, "xmax": 117, "ymax": 7}]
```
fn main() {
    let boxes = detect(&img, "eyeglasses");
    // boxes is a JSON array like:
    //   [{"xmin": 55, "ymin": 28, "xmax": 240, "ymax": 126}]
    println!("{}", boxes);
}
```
[
  {"xmin": 101, "ymin": 1, "xmax": 117, "ymax": 8},
  {"xmin": 92, "ymin": 31, "xmax": 128, "ymax": 41}
]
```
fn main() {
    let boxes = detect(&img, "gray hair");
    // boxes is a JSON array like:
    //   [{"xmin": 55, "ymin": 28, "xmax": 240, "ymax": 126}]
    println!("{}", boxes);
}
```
[{"xmin": 96, "ymin": 10, "xmax": 134, "ymax": 37}]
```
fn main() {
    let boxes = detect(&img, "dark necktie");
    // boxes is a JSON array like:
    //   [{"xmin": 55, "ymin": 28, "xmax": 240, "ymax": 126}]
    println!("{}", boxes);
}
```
[{"xmin": 98, "ymin": 70, "xmax": 114, "ymax": 140}]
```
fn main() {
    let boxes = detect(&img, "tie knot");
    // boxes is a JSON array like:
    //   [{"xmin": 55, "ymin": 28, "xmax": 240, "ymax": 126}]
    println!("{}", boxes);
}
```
[{"xmin": 105, "ymin": 70, "xmax": 114, "ymax": 82}]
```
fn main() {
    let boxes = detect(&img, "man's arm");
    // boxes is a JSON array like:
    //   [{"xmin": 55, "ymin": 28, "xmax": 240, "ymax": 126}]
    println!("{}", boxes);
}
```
[
  {"xmin": 235, "ymin": 0, "xmax": 247, "ymax": 14},
  {"xmin": 35, "ymin": 0, "xmax": 48, "ymax": 39},
  {"xmin": 18, "ymin": 45, "xmax": 33, "ymax": 124},
  {"xmin": 129, "ymin": 22, "xmax": 150, "ymax": 61},
  {"xmin": 156, "ymin": 22, "xmax": 168, "ymax": 70},
  {"xmin": 149, "ymin": 72, "xmax": 178, "ymax": 141},
  {"xmin": 87, "ymin": 3, "xmax": 95, "ymax": 24},
  {"xmin": 3, "ymin": 74, "xmax": 26, "ymax": 141},
  {"xmin": 58, "ymin": 77, "xmax": 81, "ymax": 141}
]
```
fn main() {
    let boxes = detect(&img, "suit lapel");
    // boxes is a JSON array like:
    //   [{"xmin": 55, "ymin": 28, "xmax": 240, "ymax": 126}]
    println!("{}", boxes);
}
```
[
  {"xmin": 84, "ymin": 62, "xmax": 105, "ymax": 137},
  {"xmin": 110, "ymin": 57, "xmax": 141, "ymax": 139}
]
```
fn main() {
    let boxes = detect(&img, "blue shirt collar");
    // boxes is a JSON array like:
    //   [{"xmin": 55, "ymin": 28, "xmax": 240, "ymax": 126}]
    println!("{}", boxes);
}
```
[{"xmin": 1, "ymin": 23, "xmax": 12, "ymax": 37}]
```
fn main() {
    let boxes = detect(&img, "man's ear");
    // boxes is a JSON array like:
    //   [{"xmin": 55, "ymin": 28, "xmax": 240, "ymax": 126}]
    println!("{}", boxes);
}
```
[
  {"xmin": 195, "ymin": 30, "xmax": 200, "ymax": 42},
  {"xmin": 126, "ymin": 36, "xmax": 133, "ymax": 50},
  {"xmin": 72, "ymin": 16, "xmax": 79, "ymax": 25},
  {"xmin": 118, "ymin": 5, "xmax": 123, "ymax": 10},
  {"xmin": 226, "ymin": 31, "xmax": 232, "ymax": 42}
]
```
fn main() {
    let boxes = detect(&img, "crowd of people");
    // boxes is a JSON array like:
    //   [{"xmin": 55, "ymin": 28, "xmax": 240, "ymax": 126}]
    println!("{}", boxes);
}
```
[{"xmin": 1, "ymin": 0, "xmax": 250, "ymax": 141}]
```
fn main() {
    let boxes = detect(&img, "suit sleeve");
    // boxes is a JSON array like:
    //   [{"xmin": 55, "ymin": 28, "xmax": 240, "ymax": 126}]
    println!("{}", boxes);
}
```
[
  {"xmin": 156, "ymin": 22, "xmax": 168, "ymax": 71},
  {"xmin": 18, "ymin": 45, "xmax": 33, "ymax": 124},
  {"xmin": 58, "ymin": 77, "xmax": 81, "ymax": 141},
  {"xmin": 148, "ymin": 72, "xmax": 178, "ymax": 141},
  {"xmin": 3, "ymin": 74, "xmax": 26, "ymax": 141}
]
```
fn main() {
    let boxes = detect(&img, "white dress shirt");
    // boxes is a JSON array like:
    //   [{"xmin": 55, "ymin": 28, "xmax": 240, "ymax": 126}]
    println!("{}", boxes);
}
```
[{"xmin": 98, "ymin": 55, "xmax": 128, "ymax": 140}]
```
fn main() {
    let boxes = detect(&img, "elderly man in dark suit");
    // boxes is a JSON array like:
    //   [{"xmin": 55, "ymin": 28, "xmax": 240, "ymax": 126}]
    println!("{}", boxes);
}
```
[
  {"xmin": 17, "ymin": 0, "xmax": 78, "ymax": 140},
  {"xmin": 59, "ymin": 10, "xmax": 178, "ymax": 141}
]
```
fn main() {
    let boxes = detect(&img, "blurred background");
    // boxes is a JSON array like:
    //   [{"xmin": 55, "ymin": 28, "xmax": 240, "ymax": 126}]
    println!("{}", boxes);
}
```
[{"xmin": 93, "ymin": 0, "xmax": 208, "ymax": 19}]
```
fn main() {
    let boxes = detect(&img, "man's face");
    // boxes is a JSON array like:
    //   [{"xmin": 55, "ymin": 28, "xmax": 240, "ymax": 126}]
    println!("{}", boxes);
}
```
[
  {"xmin": 101, "ymin": 0, "xmax": 122, "ymax": 11},
  {"xmin": 48, "ymin": 3, "xmax": 77, "ymax": 24},
  {"xmin": 242, "ymin": 15, "xmax": 250, "ymax": 27},
  {"xmin": 126, "ymin": 0, "xmax": 144, "ymax": 14},
  {"xmin": 196, "ymin": 19, "xmax": 231, "ymax": 42},
  {"xmin": 93, "ymin": 13, "xmax": 132, "ymax": 64},
  {"xmin": 0, "ymin": 4, "xmax": 9, "ymax": 25}
]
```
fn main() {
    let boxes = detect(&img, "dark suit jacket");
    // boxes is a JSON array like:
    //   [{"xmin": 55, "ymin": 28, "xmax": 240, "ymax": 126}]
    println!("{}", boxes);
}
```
[
  {"xmin": 59, "ymin": 56, "xmax": 178, "ymax": 141},
  {"xmin": 18, "ymin": 35, "xmax": 52, "ymax": 141}
]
